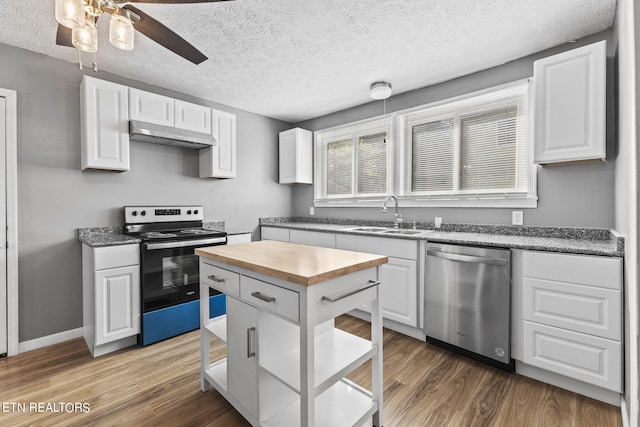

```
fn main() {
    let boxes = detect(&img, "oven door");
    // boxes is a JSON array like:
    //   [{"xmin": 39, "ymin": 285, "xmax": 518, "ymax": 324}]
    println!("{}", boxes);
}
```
[{"xmin": 141, "ymin": 237, "xmax": 226, "ymax": 313}]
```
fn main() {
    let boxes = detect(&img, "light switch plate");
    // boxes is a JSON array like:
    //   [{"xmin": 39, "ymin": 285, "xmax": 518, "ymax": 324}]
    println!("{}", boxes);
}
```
[
  {"xmin": 309, "ymin": 206, "xmax": 315, "ymax": 216},
  {"xmin": 434, "ymin": 217, "xmax": 442, "ymax": 228},
  {"xmin": 512, "ymin": 211, "xmax": 523, "ymax": 225}
]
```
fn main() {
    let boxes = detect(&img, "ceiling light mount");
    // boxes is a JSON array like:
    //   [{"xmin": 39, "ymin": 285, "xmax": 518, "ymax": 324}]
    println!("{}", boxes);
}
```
[{"xmin": 370, "ymin": 81, "xmax": 392, "ymax": 100}]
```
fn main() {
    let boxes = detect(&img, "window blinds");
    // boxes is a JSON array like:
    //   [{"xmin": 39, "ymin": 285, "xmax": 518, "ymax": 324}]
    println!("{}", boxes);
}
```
[
  {"xmin": 357, "ymin": 132, "xmax": 387, "ymax": 194},
  {"xmin": 326, "ymin": 139, "xmax": 352, "ymax": 195},
  {"xmin": 406, "ymin": 81, "xmax": 530, "ymax": 198}
]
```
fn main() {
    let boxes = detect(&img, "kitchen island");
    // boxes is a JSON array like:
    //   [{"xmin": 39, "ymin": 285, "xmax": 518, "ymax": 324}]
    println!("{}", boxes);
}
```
[{"xmin": 196, "ymin": 240, "xmax": 388, "ymax": 427}]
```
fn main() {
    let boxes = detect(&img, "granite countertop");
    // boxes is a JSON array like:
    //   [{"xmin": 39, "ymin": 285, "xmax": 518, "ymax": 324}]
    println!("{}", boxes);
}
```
[
  {"xmin": 259, "ymin": 217, "xmax": 624, "ymax": 257},
  {"xmin": 79, "ymin": 221, "xmax": 251, "ymax": 248},
  {"xmin": 78, "ymin": 227, "xmax": 141, "ymax": 248}
]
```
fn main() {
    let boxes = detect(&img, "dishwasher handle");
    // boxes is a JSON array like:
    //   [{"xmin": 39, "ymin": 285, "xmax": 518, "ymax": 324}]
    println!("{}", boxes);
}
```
[{"xmin": 427, "ymin": 248, "xmax": 508, "ymax": 266}]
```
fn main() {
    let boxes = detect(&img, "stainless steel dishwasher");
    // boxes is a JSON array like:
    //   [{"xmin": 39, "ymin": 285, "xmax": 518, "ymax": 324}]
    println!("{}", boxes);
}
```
[{"xmin": 424, "ymin": 243, "xmax": 513, "ymax": 371}]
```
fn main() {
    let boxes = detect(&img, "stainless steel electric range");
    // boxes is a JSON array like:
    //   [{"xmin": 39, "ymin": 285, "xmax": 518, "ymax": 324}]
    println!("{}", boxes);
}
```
[{"xmin": 124, "ymin": 205, "xmax": 227, "ymax": 346}]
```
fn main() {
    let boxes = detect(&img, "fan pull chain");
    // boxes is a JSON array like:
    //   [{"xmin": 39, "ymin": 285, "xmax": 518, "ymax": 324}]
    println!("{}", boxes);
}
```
[
  {"xmin": 77, "ymin": 49, "xmax": 83, "ymax": 71},
  {"xmin": 92, "ymin": 53, "xmax": 98, "ymax": 72}
]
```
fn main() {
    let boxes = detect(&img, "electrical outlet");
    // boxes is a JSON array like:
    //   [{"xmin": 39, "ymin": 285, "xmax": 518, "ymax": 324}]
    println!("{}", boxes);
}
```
[
  {"xmin": 309, "ymin": 206, "xmax": 315, "ymax": 216},
  {"xmin": 434, "ymin": 217, "xmax": 442, "ymax": 228},
  {"xmin": 512, "ymin": 211, "xmax": 523, "ymax": 225}
]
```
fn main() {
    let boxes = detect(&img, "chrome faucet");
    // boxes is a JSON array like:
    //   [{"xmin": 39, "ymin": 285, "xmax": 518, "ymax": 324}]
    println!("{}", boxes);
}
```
[{"xmin": 381, "ymin": 194, "xmax": 404, "ymax": 228}]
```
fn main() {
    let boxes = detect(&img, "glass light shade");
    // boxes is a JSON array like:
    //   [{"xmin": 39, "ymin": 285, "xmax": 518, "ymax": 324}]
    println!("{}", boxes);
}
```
[
  {"xmin": 55, "ymin": 0, "xmax": 85, "ymax": 30},
  {"xmin": 72, "ymin": 21, "xmax": 98, "ymax": 53},
  {"xmin": 109, "ymin": 14, "xmax": 135, "ymax": 51}
]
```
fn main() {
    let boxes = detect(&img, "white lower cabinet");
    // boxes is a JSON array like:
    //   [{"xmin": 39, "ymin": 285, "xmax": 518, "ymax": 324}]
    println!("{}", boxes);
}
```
[
  {"xmin": 336, "ymin": 234, "xmax": 419, "ymax": 328},
  {"xmin": 82, "ymin": 243, "xmax": 140, "ymax": 357},
  {"xmin": 260, "ymin": 226, "xmax": 290, "ymax": 242},
  {"xmin": 520, "ymin": 250, "xmax": 622, "ymax": 392},
  {"xmin": 289, "ymin": 229, "xmax": 335, "ymax": 248}
]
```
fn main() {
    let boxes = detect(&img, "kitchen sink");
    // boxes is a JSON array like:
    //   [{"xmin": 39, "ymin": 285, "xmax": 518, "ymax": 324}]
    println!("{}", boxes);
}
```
[
  {"xmin": 379, "ymin": 229, "xmax": 429, "ymax": 235},
  {"xmin": 346, "ymin": 226, "xmax": 433, "ymax": 235},
  {"xmin": 347, "ymin": 226, "xmax": 389, "ymax": 232}
]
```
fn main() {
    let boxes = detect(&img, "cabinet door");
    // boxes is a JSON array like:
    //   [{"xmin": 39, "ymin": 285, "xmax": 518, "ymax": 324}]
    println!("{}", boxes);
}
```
[
  {"xmin": 359, "ymin": 258, "xmax": 417, "ymax": 327},
  {"xmin": 227, "ymin": 296, "xmax": 259, "ymax": 418},
  {"xmin": 199, "ymin": 109, "xmax": 236, "ymax": 178},
  {"xmin": 279, "ymin": 128, "xmax": 312, "ymax": 184},
  {"xmin": 81, "ymin": 76, "xmax": 130, "ymax": 171},
  {"xmin": 175, "ymin": 100, "xmax": 211, "ymax": 134},
  {"xmin": 94, "ymin": 265, "xmax": 140, "ymax": 346},
  {"xmin": 129, "ymin": 88, "xmax": 174, "ymax": 126},
  {"xmin": 533, "ymin": 41, "xmax": 606, "ymax": 164}
]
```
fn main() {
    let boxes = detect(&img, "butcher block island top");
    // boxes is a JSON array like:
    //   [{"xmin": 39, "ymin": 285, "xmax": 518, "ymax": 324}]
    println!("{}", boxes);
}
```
[{"xmin": 195, "ymin": 240, "xmax": 388, "ymax": 286}]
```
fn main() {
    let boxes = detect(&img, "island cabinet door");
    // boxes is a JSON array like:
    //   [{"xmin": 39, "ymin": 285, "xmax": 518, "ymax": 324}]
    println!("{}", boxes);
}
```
[{"xmin": 227, "ymin": 296, "xmax": 259, "ymax": 418}]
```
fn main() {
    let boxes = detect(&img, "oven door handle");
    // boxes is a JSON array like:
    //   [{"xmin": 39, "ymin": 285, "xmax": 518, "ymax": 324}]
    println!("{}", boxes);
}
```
[{"xmin": 145, "ymin": 237, "xmax": 226, "ymax": 250}]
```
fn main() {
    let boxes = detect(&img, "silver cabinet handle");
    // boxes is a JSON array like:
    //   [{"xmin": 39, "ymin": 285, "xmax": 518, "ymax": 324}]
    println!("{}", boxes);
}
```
[
  {"xmin": 251, "ymin": 291, "xmax": 276, "ymax": 303},
  {"xmin": 427, "ymin": 248, "xmax": 507, "ymax": 266},
  {"xmin": 322, "ymin": 280, "xmax": 380, "ymax": 303},
  {"xmin": 247, "ymin": 327, "xmax": 256, "ymax": 358},
  {"xmin": 186, "ymin": 290, "xmax": 196, "ymax": 296},
  {"xmin": 207, "ymin": 275, "xmax": 225, "ymax": 283}
]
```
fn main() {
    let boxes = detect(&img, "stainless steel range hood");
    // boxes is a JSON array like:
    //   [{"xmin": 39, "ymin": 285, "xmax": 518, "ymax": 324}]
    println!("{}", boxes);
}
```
[{"xmin": 129, "ymin": 120, "xmax": 216, "ymax": 149}]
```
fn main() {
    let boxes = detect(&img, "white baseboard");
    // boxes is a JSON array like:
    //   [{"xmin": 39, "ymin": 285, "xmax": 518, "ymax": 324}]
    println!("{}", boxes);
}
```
[{"xmin": 18, "ymin": 327, "xmax": 83, "ymax": 354}]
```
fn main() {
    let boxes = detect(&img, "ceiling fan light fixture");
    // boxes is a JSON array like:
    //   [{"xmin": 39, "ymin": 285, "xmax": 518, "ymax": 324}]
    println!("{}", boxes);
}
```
[
  {"xmin": 370, "ymin": 81, "xmax": 392, "ymax": 100},
  {"xmin": 55, "ymin": 0, "xmax": 85, "ymax": 30},
  {"xmin": 109, "ymin": 14, "xmax": 134, "ymax": 51},
  {"xmin": 84, "ymin": 0, "xmax": 104, "ymax": 17},
  {"xmin": 72, "ymin": 19, "xmax": 98, "ymax": 53}
]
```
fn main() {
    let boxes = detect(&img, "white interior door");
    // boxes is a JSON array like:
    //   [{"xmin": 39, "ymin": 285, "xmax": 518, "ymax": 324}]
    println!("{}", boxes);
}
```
[{"xmin": 0, "ymin": 97, "xmax": 6, "ymax": 356}]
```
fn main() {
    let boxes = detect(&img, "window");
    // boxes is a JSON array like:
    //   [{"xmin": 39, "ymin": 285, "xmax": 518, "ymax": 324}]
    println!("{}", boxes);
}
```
[
  {"xmin": 315, "ymin": 118, "xmax": 392, "ymax": 202},
  {"xmin": 314, "ymin": 80, "xmax": 536, "ymax": 207},
  {"xmin": 402, "ymin": 81, "xmax": 532, "ymax": 203}
]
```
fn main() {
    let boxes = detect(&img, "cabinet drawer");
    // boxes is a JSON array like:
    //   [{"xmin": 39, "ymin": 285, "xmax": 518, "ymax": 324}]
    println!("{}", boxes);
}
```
[
  {"xmin": 261, "ymin": 226, "xmax": 290, "ymax": 242},
  {"xmin": 94, "ymin": 244, "xmax": 139, "ymax": 270},
  {"xmin": 335, "ymin": 234, "xmax": 417, "ymax": 259},
  {"xmin": 523, "ymin": 321, "xmax": 621, "ymax": 392},
  {"xmin": 523, "ymin": 251, "xmax": 622, "ymax": 290},
  {"xmin": 289, "ymin": 229, "xmax": 335, "ymax": 248},
  {"xmin": 241, "ymin": 276, "xmax": 299, "ymax": 322},
  {"xmin": 524, "ymin": 277, "xmax": 621, "ymax": 340},
  {"xmin": 201, "ymin": 262, "xmax": 240, "ymax": 296}
]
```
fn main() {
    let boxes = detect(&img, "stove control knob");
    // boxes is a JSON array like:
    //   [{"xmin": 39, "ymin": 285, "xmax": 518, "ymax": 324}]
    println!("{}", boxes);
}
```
[
  {"xmin": 194, "ymin": 209, "xmax": 199, "ymax": 215},
  {"xmin": 187, "ymin": 210, "xmax": 192, "ymax": 215},
  {"xmin": 132, "ymin": 211, "xmax": 138, "ymax": 216},
  {"xmin": 140, "ymin": 211, "xmax": 146, "ymax": 216}
]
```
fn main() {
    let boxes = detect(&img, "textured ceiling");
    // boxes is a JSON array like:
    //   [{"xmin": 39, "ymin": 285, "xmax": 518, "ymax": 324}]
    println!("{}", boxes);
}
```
[{"xmin": 0, "ymin": 0, "xmax": 617, "ymax": 123}]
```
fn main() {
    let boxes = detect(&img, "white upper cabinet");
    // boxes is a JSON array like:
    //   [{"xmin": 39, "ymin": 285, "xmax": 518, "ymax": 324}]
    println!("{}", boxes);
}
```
[
  {"xmin": 199, "ymin": 109, "xmax": 237, "ymax": 178},
  {"xmin": 129, "ymin": 89, "xmax": 212, "ymax": 135},
  {"xmin": 175, "ymin": 100, "xmax": 212, "ymax": 134},
  {"xmin": 279, "ymin": 127, "xmax": 312, "ymax": 184},
  {"xmin": 128, "ymin": 88, "xmax": 174, "ymax": 126},
  {"xmin": 533, "ymin": 40, "xmax": 607, "ymax": 164},
  {"xmin": 81, "ymin": 76, "xmax": 130, "ymax": 171}
]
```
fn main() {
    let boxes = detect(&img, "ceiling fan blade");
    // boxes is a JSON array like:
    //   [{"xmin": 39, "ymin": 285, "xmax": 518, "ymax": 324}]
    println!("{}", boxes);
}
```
[
  {"xmin": 121, "ymin": 0, "xmax": 233, "ymax": 4},
  {"xmin": 123, "ymin": 5, "xmax": 208, "ymax": 65},
  {"xmin": 56, "ymin": 24, "xmax": 73, "ymax": 47}
]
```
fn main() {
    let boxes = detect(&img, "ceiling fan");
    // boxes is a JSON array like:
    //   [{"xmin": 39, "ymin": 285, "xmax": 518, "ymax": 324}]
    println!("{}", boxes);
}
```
[{"xmin": 55, "ymin": 0, "xmax": 234, "ymax": 66}]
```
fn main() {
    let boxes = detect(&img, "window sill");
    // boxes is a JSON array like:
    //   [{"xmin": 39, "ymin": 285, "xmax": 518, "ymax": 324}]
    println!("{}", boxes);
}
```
[{"xmin": 314, "ymin": 196, "xmax": 538, "ymax": 209}]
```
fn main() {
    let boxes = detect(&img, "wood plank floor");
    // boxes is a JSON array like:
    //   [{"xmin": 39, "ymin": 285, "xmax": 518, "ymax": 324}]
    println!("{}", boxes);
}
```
[{"xmin": 0, "ymin": 315, "xmax": 622, "ymax": 427}]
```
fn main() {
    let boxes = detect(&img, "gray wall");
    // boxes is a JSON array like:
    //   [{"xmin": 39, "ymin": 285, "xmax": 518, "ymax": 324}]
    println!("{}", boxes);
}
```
[
  {"xmin": 0, "ymin": 43, "xmax": 294, "ymax": 341},
  {"xmin": 293, "ymin": 30, "xmax": 616, "ymax": 229}
]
